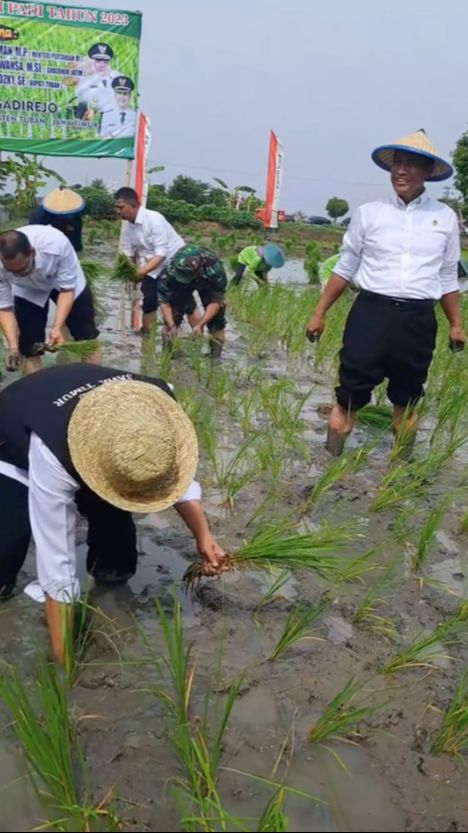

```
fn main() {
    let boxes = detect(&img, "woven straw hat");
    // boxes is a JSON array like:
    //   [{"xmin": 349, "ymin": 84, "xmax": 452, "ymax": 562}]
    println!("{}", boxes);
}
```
[
  {"xmin": 371, "ymin": 129, "xmax": 453, "ymax": 182},
  {"xmin": 42, "ymin": 188, "xmax": 85, "ymax": 215},
  {"xmin": 67, "ymin": 380, "xmax": 198, "ymax": 512}
]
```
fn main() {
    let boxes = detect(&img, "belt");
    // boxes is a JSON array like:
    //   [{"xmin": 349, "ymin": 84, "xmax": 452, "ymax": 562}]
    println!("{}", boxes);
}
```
[{"xmin": 358, "ymin": 289, "xmax": 436, "ymax": 310}]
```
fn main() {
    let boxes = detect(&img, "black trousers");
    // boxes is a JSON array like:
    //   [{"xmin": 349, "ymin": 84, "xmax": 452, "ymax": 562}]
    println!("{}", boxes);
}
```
[
  {"xmin": 15, "ymin": 286, "xmax": 99, "ymax": 357},
  {"xmin": 335, "ymin": 290, "xmax": 437, "ymax": 411},
  {"xmin": 231, "ymin": 264, "xmax": 268, "ymax": 286},
  {"xmin": 0, "ymin": 475, "xmax": 137, "ymax": 597}
]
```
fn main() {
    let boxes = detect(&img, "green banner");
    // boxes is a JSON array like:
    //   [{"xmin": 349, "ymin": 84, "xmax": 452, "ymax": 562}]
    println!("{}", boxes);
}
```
[{"xmin": 0, "ymin": 2, "xmax": 142, "ymax": 158}]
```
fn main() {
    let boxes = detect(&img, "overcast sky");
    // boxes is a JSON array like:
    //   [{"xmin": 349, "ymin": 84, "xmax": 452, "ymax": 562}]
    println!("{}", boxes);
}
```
[{"xmin": 48, "ymin": 0, "xmax": 467, "ymax": 213}]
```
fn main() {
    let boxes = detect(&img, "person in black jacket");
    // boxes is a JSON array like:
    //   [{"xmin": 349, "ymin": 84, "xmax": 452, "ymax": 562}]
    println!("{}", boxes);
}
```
[
  {"xmin": 29, "ymin": 188, "xmax": 85, "ymax": 253},
  {"xmin": 0, "ymin": 364, "xmax": 226, "ymax": 663}
]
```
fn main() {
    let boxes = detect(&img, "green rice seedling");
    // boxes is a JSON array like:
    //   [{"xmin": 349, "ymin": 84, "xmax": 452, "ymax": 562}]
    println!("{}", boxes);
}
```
[
  {"xmin": 0, "ymin": 660, "xmax": 120, "ymax": 831},
  {"xmin": 227, "ymin": 387, "xmax": 260, "ymax": 436},
  {"xmin": 232, "ymin": 519, "xmax": 360, "ymax": 580},
  {"xmin": 141, "ymin": 599, "xmax": 242, "ymax": 831},
  {"xmin": 86, "ymin": 226, "xmax": 98, "ymax": 245},
  {"xmin": 256, "ymin": 788, "xmax": 288, "ymax": 832},
  {"xmin": 305, "ymin": 443, "xmax": 373, "ymax": 506},
  {"xmin": 53, "ymin": 339, "xmax": 101, "ymax": 359},
  {"xmin": 381, "ymin": 616, "xmax": 467, "ymax": 674},
  {"xmin": 206, "ymin": 364, "xmax": 236, "ymax": 406},
  {"xmin": 269, "ymin": 598, "xmax": 328, "ymax": 661},
  {"xmin": 430, "ymin": 671, "xmax": 468, "ymax": 759},
  {"xmin": 356, "ymin": 404, "xmax": 393, "ymax": 430},
  {"xmin": 459, "ymin": 512, "xmax": 468, "ymax": 534},
  {"xmin": 80, "ymin": 259, "xmax": 102, "ymax": 291},
  {"xmin": 109, "ymin": 252, "xmax": 139, "ymax": 285},
  {"xmin": 309, "ymin": 678, "xmax": 383, "ymax": 746},
  {"xmin": 253, "ymin": 569, "xmax": 292, "ymax": 617},
  {"xmin": 352, "ymin": 563, "xmax": 398, "ymax": 638},
  {"xmin": 370, "ymin": 445, "xmax": 463, "ymax": 513},
  {"xmin": 412, "ymin": 495, "xmax": 452, "ymax": 572}
]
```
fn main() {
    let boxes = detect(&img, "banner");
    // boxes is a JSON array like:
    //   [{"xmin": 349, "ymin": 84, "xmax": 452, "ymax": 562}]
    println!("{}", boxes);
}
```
[
  {"xmin": 0, "ymin": 2, "xmax": 141, "ymax": 158},
  {"xmin": 263, "ymin": 130, "xmax": 284, "ymax": 229},
  {"xmin": 134, "ymin": 112, "xmax": 151, "ymax": 206}
]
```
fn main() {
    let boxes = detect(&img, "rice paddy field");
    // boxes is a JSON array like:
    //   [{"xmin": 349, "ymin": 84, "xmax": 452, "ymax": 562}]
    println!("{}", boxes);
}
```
[{"xmin": 0, "ymin": 227, "xmax": 467, "ymax": 832}]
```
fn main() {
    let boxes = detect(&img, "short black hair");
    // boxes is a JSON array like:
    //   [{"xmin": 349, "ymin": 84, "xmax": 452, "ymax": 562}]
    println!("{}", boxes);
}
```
[
  {"xmin": 0, "ymin": 230, "xmax": 31, "ymax": 259},
  {"xmin": 114, "ymin": 187, "xmax": 139, "ymax": 204}
]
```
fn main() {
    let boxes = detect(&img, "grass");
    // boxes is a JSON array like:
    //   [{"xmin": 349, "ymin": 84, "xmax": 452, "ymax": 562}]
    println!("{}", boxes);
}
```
[
  {"xmin": 0, "ymin": 659, "xmax": 119, "ymax": 831},
  {"xmin": 255, "ymin": 789, "xmax": 288, "ymax": 831},
  {"xmin": 232, "ymin": 519, "xmax": 367, "ymax": 582},
  {"xmin": 309, "ymin": 678, "xmax": 383, "ymax": 746},
  {"xmin": 352, "ymin": 563, "xmax": 398, "ymax": 639},
  {"xmin": 431, "ymin": 671, "xmax": 468, "ymax": 760},
  {"xmin": 381, "ymin": 616, "xmax": 467, "ymax": 675},
  {"xmin": 268, "ymin": 597, "xmax": 328, "ymax": 661},
  {"xmin": 305, "ymin": 443, "xmax": 374, "ymax": 506},
  {"xmin": 412, "ymin": 496, "xmax": 451, "ymax": 572},
  {"xmin": 141, "ymin": 599, "xmax": 242, "ymax": 831},
  {"xmin": 109, "ymin": 253, "xmax": 139, "ymax": 285}
]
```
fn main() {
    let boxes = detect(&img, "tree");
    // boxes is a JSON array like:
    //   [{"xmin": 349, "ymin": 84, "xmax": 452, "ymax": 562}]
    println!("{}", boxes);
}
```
[
  {"xmin": 211, "ymin": 178, "xmax": 258, "ymax": 212},
  {"xmin": 77, "ymin": 180, "xmax": 115, "ymax": 219},
  {"xmin": 326, "ymin": 196, "xmax": 349, "ymax": 223},
  {"xmin": 452, "ymin": 130, "xmax": 468, "ymax": 203},
  {"xmin": 0, "ymin": 153, "xmax": 65, "ymax": 212},
  {"xmin": 167, "ymin": 175, "xmax": 209, "ymax": 206}
]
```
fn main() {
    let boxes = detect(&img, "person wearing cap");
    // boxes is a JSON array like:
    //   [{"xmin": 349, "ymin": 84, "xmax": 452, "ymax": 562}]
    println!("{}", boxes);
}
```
[
  {"xmin": 0, "ymin": 226, "xmax": 100, "ymax": 375},
  {"xmin": 29, "ymin": 188, "xmax": 85, "ymax": 253},
  {"xmin": 114, "ymin": 187, "xmax": 185, "ymax": 336},
  {"xmin": 305, "ymin": 129, "xmax": 465, "ymax": 457},
  {"xmin": 0, "ymin": 363, "xmax": 226, "ymax": 663},
  {"xmin": 231, "ymin": 243, "xmax": 285, "ymax": 286},
  {"xmin": 100, "ymin": 76, "xmax": 136, "ymax": 139},
  {"xmin": 75, "ymin": 43, "xmax": 118, "ymax": 116},
  {"xmin": 158, "ymin": 244, "xmax": 228, "ymax": 358}
]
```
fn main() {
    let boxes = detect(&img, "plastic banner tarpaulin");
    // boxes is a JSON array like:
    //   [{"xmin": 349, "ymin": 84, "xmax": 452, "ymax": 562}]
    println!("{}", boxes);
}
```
[{"xmin": 0, "ymin": 2, "xmax": 141, "ymax": 158}]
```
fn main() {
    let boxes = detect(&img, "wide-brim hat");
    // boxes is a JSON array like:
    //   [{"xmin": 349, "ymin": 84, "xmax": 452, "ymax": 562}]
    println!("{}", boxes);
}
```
[
  {"xmin": 371, "ymin": 129, "xmax": 453, "ymax": 182},
  {"xmin": 42, "ymin": 188, "xmax": 85, "ymax": 215},
  {"xmin": 67, "ymin": 380, "xmax": 198, "ymax": 513},
  {"xmin": 263, "ymin": 243, "xmax": 285, "ymax": 268}
]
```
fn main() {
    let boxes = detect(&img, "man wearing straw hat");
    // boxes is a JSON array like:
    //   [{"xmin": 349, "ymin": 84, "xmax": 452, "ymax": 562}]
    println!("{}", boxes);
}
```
[
  {"xmin": 306, "ymin": 129, "xmax": 465, "ymax": 456},
  {"xmin": 0, "ymin": 363, "xmax": 226, "ymax": 663},
  {"xmin": 29, "ymin": 187, "xmax": 85, "ymax": 253},
  {"xmin": 0, "ymin": 225, "xmax": 99, "ymax": 375}
]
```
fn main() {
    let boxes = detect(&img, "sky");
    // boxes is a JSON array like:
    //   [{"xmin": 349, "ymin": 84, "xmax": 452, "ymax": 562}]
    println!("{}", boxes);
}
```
[{"xmin": 37, "ymin": 0, "xmax": 468, "ymax": 213}]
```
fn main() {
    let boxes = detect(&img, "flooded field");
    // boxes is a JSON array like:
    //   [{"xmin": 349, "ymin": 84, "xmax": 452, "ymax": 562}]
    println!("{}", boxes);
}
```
[{"xmin": 0, "ymin": 252, "xmax": 467, "ymax": 832}]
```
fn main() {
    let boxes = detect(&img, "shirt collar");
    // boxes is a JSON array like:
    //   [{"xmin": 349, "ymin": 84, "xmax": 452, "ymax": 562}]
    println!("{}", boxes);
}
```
[{"xmin": 392, "ymin": 189, "xmax": 431, "ymax": 209}]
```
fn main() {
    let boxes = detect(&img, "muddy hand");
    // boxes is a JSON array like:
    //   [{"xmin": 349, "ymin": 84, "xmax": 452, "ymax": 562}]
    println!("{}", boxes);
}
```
[
  {"xmin": 305, "ymin": 313, "xmax": 325, "ymax": 343},
  {"xmin": 196, "ymin": 534, "xmax": 229, "ymax": 575},
  {"xmin": 5, "ymin": 350, "xmax": 20, "ymax": 372}
]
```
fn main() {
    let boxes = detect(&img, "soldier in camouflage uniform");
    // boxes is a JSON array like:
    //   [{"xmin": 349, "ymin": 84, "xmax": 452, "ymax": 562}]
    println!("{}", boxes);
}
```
[{"xmin": 158, "ymin": 245, "xmax": 227, "ymax": 358}]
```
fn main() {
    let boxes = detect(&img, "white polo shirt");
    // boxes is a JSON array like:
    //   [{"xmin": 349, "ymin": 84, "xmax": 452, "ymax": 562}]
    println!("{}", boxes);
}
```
[
  {"xmin": 120, "ymin": 207, "xmax": 185, "ymax": 279},
  {"xmin": 0, "ymin": 225, "xmax": 86, "ymax": 309}
]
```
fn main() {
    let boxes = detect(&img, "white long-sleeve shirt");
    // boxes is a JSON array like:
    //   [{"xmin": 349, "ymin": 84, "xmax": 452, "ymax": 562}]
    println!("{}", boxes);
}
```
[
  {"xmin": 0, "ymin": 225, "xmax": 86, "ymax": 309},
  {"xmin": 0, "ymin": 434, "xmax": 201, "ymax": 603},
  {"xmin": 120, "ymin": 207, "xmax": 185, "ymax": 279},
  {"xmin": 334, "ymin": 191, "xmax": 460, "ymax": 300},
  {"xmin": 100, "ymin": 106, "xmax": 136, "ymax": 139}
]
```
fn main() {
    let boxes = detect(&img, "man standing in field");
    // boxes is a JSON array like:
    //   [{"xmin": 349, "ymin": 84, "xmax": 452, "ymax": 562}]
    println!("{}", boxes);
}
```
[
  {"xmin": 306, "ymin": 129, "xmax": 465, "ymax": 456},
  {"xmin": 114, "ymin": 188, "xmax": 185, "ymax": 336}
]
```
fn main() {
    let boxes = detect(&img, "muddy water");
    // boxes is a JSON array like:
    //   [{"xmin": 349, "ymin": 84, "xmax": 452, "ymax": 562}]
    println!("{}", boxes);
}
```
[{"xmin": 0, "ymin": 255, "xmax": 467, "ymax": 832}]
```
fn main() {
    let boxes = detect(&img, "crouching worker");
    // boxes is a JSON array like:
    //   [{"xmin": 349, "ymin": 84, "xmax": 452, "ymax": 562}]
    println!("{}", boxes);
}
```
[
  {"xmin": 0, "ymin": 364, "xmax": 226, "ymax": 664},
  {"xmin": 0, "ymin": 226, "xmax": 100, "ymax": 375},
  {"xmin": 231, "ymin": 243, "xmax": 285, "ymax": 286},
  {"xmin": 158, "ymin": 244, "xmax": 228, "ymax": 359}
]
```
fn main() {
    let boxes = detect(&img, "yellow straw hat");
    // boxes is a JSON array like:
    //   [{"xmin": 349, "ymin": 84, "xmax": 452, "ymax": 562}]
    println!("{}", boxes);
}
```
[
  {"xmin": 371, "ymin": 128, "xmax": 453, "ymax": 182},
  {"xmin": 42, "ymin": 188, "xmax": 85, "ymax": 215},
  {"xmin": 67, "ymin": 380, "xmax": 198, "ymax": 512}
]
